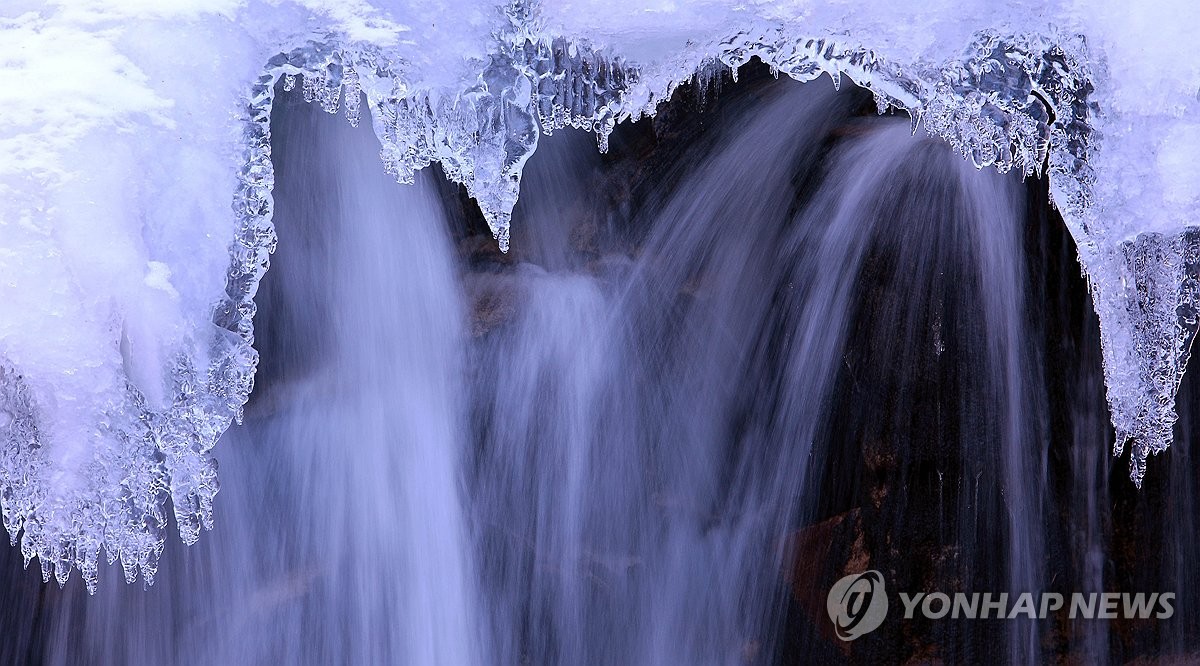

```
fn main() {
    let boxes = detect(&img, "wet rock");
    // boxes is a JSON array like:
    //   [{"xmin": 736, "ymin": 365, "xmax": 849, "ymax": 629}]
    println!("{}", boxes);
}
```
[
  {"xmin": 570, "ymin": 219, "xmax": 600, "ymax": 257},
  {"xmin": 782, "ymin": 507, "xmax": 866, "ymax": 653},
  {"xmin": 460, "ymin": 232, "xmax": 518, "ymax": 270},
  {"xmin": 464, "ymin": 274, "xmax": 519, "ymax": 337}
]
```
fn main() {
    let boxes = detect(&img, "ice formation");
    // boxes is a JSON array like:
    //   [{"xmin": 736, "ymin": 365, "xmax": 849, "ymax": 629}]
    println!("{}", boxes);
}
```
[{"xmin": 1, "ymin": 0, "xmax": 1198, "ymax": 589}]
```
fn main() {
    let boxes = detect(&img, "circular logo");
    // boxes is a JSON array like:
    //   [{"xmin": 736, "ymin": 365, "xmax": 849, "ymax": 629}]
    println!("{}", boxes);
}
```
[{"xmin": 826, "ymin": 570, "xmax": 888, "ymax": 640}]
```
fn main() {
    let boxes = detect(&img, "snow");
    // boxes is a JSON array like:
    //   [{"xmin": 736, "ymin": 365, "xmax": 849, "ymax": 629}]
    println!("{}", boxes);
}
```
[{"xmin": 1, "ymin": 0, "xmax": 1199, "ymax": 588}]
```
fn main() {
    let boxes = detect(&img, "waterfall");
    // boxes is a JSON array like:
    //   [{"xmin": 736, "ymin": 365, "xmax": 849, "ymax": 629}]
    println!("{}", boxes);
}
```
[
  {"xmin": 241, "ymin": 92, "xmax": 481, "ymax": 665},
  {"xmin": 1, "ymin": 70, "xmax": 1192, "ymax": 665}
]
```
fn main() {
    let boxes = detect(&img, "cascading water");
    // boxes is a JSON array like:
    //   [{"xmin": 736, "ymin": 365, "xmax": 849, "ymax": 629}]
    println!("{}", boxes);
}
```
[
  {"xmin": 471, "ymin": 80, "xmax": 1042, "ymax": 663},
  {"xmin": 1, "ymin": 68, "xmax": 1194, "ymax": 665},
  {"xmin": 0, "ymin": 89, "xmax": 480, "ymax": 665},
  {"xmin": 239, "ymin": 93, "xmax": 481, "ymax": 665}
]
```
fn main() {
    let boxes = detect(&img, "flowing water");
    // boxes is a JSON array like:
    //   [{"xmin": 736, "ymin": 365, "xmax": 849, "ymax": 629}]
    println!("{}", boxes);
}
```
[{"xmin": 1, "ymin": 72, "xmax": 1196, "ymax": 664}]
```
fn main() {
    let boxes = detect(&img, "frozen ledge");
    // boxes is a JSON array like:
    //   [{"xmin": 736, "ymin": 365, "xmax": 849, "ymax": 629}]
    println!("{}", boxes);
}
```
[{"xmin": 1, "ymin": 2, "xmax": 1197, "ymax": 590}]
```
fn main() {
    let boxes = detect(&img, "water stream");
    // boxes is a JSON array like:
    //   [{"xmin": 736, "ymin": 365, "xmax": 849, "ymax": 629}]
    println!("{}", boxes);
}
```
[{"xmin": 1, "ymin": 71, "xmax": 1195, "ymax": 665}]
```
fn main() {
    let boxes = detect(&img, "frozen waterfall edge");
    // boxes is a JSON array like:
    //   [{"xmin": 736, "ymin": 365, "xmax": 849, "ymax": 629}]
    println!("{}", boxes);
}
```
[{"xmin": 1, "ymin": 14, "xmax": 1196, "ymax": 591}]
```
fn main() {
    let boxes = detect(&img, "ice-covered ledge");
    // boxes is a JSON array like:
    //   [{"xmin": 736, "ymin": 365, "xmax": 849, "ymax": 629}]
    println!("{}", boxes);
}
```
[{"xmin": 1, "ymin": 0, "xmax": 1198, "ymax": 589}]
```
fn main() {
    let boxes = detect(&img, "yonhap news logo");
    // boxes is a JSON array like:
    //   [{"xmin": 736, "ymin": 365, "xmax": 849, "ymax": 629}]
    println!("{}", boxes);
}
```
[
  {"xmin": 826, "ymin": 570, "xmax": 1175, "ymax": 641},
  {"xmin": 826, "ymin": 570, "xmax": 889, "ymax": 640}
]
